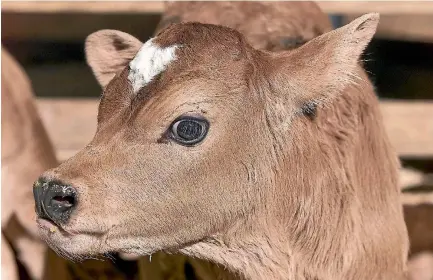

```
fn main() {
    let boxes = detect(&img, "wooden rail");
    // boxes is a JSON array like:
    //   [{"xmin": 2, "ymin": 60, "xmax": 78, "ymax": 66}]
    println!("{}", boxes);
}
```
[
  {"xmin": 3, "ymin": 1, "xmax": 433, "ymax": 43},
  {"xmin": 402, "ymin": 193, "xmax": 433, "ymax": 206},
  {"xmin": 1, "ymin": 1, "xmax": 165, "ymax": 14},
  {"xmin": 35, "ymin": 98, "xmax": 433, "ymax": 161},
  {"xmin": 3, "ymin": 1, "xmax": 433, "ymax": 15}
]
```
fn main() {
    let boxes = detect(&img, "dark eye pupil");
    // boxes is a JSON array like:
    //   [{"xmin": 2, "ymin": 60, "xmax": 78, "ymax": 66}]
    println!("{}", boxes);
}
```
[
  {"xmin": 169, "ymin": 116, "xmax": 209, "ymax": 146},
  {"xmin": 177, "ymin": 120, "xmax": 202, "ymax": 141}
]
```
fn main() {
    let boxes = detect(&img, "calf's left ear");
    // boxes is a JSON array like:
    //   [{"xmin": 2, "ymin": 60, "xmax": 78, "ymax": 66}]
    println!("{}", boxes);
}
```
[
  {"xmin": 269, "ymin": 13, "xmax": 379, "ymax": 110},
  {"xmin": 85, "ymin": 30, "xmax": 143, "ymax": 88}
]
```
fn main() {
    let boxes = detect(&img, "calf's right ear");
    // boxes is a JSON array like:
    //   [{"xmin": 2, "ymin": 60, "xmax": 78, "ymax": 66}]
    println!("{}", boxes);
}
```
[
  {"xmin": 85, "ymin": 30, "xmax": 143, "ymax": 88},
  {"xmin": 268, "ymin": 13, "xmax": 379, "ymax": 113}
]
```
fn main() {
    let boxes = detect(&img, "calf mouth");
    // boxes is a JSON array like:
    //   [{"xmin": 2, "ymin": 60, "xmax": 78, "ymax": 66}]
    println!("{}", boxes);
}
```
[
  {"xmin": 36, "ymin": 216, "xmax": 69, "ymax": 235},
  {"xmin": 36, "ymin": 217, "xmax": 78, "ymax": 250},
  {"xmin": 36, "ymin": 216, "xmax": 112, "ymax": 260}
]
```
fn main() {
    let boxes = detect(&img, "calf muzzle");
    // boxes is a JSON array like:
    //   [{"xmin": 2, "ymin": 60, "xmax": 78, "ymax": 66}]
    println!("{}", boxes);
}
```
[{"xmin": 33, "ymin": 177, "xmax": 77, "ymax": 224}]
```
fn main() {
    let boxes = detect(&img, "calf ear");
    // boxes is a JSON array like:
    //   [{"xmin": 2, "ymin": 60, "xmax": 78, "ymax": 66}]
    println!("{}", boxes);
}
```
[
  {"xmin": 270, "ymin": 13, "xmax": 379, "ymax": 111},
  {"xmin": 85, "ymin": 30, "xmax": 143, "ymax": 88}
]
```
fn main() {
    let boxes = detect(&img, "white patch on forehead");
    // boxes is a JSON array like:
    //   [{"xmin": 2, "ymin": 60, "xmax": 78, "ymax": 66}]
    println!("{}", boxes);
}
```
[{"xmin": 128, "ymin": 38, "xmax": 178, "ymax": 93}]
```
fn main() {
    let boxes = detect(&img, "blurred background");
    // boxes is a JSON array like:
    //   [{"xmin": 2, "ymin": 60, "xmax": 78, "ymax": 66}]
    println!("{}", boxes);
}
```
[{"xmin": 2, "ymin": 1, "xmax": 433, "ymax": 280}]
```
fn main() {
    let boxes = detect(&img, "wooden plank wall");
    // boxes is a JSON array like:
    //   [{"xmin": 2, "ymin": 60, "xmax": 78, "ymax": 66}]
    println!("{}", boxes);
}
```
[
  {"xmin": 3, "ymin": 1, "xmax": 433, "ymax": 14},
  {"xmin": 3, "ymin": 2, "xmax": 433, "ymax": 42}
]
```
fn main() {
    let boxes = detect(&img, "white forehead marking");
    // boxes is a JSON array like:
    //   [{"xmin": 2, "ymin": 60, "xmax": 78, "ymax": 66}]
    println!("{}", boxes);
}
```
[{"xmin": 128, "ymin": 38, "xmax": 178, "ymax": 93}]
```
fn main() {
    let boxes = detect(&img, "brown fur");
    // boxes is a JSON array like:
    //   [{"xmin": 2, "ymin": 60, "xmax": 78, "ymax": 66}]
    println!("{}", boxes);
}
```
[
  {"xmin": 1, "ymin": 236, "xmax": 18, "ymax": 280},
  {"xmin": 1, "ymin": 46, "xmax": 59, "ymax": 280},
  {"xmin": 34, "ymin": 3, "xmax": 409, "ymax": 280},
  {"xmin": 150, "ymin": 3, "xmax": 432, "ymax": 278},
  {"xmin": 156, "ymin": 2, "xmax": 332, "ymax": 51},
  {"xmin": 2, "ymin": 46, "xmax": 138, "ymax": 280}
]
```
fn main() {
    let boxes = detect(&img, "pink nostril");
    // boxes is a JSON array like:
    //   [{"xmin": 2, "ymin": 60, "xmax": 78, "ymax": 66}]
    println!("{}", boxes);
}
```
[{"xmin": 52, "ymin": 196, "xmax": 75, "ymax": 207}]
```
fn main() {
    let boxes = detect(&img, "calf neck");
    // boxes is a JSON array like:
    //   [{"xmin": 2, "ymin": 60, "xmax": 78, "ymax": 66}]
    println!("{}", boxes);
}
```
[{"xmin": 34, "ymin": 13, "xmax": 409, "ymax": 280}]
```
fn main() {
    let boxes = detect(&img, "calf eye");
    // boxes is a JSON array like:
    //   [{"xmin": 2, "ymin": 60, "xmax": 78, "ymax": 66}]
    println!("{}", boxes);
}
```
[{"xmin": 170, "ymin": 116, "xmax": 209, "ymax": 146}]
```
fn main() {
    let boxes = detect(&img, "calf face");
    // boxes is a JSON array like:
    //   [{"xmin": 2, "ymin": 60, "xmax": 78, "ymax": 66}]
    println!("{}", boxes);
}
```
[{"xmin": 34, "ymin": 14, "xmax": 379, "ymax": 261}]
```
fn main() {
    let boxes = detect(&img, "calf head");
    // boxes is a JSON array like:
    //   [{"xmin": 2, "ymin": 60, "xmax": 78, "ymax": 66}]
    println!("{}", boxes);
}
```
[{"xmin": 34, "ymin": 14, "xmax": 379, "ymax": 265}]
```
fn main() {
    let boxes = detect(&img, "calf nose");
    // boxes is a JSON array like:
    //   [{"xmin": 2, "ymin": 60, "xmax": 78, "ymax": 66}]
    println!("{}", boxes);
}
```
[{"xmin": 33, "ymin": 177, "xmax": 77, "ymax": 224}]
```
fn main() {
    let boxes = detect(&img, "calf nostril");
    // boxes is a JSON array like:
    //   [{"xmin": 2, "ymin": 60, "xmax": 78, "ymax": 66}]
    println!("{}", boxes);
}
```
[
  {"xmin": 33, "ymin": 177, "xmax": 78, "ymax": 224},
  {"xmin": 52, "ymin": 195, "xmax": 75, "ymax": 208},
  {"xmin": 43, "ymin": 185, "xmax": 77, "ymax": 224}
]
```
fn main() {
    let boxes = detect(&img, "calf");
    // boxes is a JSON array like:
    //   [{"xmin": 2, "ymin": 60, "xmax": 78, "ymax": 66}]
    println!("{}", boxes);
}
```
[
  {"xmin": 2, "ymin": 46, "xmax": 58, "ymax": 280},
  {"xmin": 2, "ymin": 45, "xmax": 138, "ymax": 280},
  {"xmin": 144, "ymin": 3, "xmax": 433, "ymax": 278},
  {"xmin": 155, "ymin": 1, "xmax": 332, "ymax": 51},
  {"xmin": 34, "ymin": 13, "xmax": 409, "ymax": 280}
]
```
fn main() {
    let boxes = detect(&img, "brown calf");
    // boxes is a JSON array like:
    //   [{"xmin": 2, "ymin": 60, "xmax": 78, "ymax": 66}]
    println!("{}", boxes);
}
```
[
  {"xmin": 2, "ymin": 45, "xmax": 146, "ymax": 280},
  {"xmin": 33, "ymin": 9, "xmax": 409, "ymax": 280},
  {"xmin": 1, "ymin": 46, "xmax": 58, "ymax": 280},
  {"xmin": 155, "ymin": 1, "xmax": 332, "ymax": 51}
]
